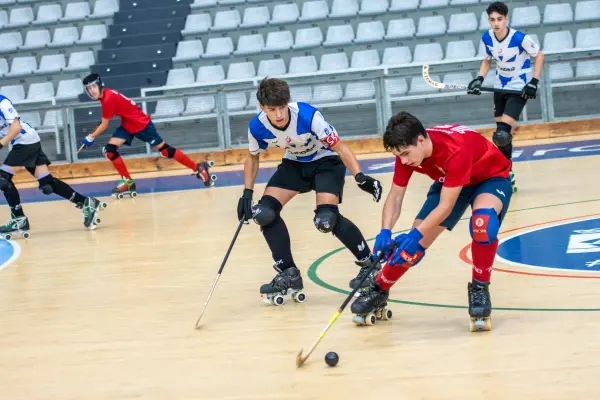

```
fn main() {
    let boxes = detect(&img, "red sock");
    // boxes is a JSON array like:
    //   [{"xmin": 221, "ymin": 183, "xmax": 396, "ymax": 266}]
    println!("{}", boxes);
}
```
[
  {"xmin": 171, "ymin": 149, "xmax": 197, "ymax": 171},
  {"xmin": 111, "ymin": 156, "xmax": 131, "ymax": 180},
  {"xmin": 376, "ymin": 261, "xmax": 410, "ymax": 291},
  {"xmin": 471, "ymin": 239, "xmax": 499, "ymax": 283}
]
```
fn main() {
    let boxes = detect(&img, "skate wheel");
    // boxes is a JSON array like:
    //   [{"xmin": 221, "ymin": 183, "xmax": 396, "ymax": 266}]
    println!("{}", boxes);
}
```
[
  {"xmin": 22, "ymin": 232, "xmax": 30, "ymax": 239},
  {"xmin": 292, "ymin": 291, "xmax": 306, "ymax": 303},
  {"xmin": 208, "ymin": 181, "xmax": 215, "ymax": 187},
  {"xmin": 3, "ymin": 233, "xmax": 11, "ymax": 241},
  {"xmin": 365, "ymin": 313, "xmax": 376, "ymax": 326},
  {"xmin": 469, "ymin": 317, "xmax": 492, "ymax": 332},
  {"xmin": 207, "ymin": 160, "xmax": 215, "ymax": 168},
  {"xmin": 94, "ymin": 218, "xmax": 101, "ymax": 225},
  {"xmin": 131, "ymin": 191, "xmax": 137, "ymax": 198},
  {"xmin": 117, "ymin": 193, "xmax": 124, "ymax": 200},
  {"xmin": 210, "ymin": 174, "xmax": 217, "ymax": 182},
  {"xmin": 273, "ymin": 294, "xmax": 284, "ymax": 306},
  {"xmin": 100, "ymin": 202, "xmax": 108, "ymax": 210},
  {"xmin": 383, "ymin": 309, "xmax": 392, "ymax": 321},
  {"xmin": 513, "ymin": 186, "xmax": 518, "ymax": 194},
  {"xmin": 352, "ymin": 315, "xmax": 366, "ymax": 326}
]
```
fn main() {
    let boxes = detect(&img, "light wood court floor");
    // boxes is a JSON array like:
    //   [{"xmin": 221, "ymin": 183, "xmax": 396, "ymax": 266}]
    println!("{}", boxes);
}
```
[{"xmin": 1, "ymin": 138, "xmax": 600, "ymax": 399}]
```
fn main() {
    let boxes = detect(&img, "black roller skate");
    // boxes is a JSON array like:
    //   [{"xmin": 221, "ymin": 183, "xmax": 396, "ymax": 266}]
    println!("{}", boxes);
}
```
[
  {"xmin": 112, "ymin": 178, "xmax": 137, "ymax": 199},
  {"xmin": 510, "ymin": 170, "xmax": 517, "ymax": 193},
  {"xmin": 194, "ymin": 161, "xmax": 217, "ymax": 187},
  {"xmin": 468, "ymin": 280, "xmax": 492, "ymax": 332},
  {"xmin": 351, "ymin": 283, "xmax": 392, "ymax": 326},
  {"xmin": 259, "ymin": 265, "xmax": 306, "ymax": 306},
  {"xmin": 0, "ymin": 213, "xmax": 30, "ymax": 240},
  {"xmin": 81, "ymin": 197, "xmax": 107, "ymax": 229},
  {"xmin": 349, "ymin": 254, "xmax": 382, "ymax": 293}
]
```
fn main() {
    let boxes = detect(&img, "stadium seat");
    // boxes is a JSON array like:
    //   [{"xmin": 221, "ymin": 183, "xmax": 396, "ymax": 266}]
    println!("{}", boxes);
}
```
[
  {"xmin": 389, "ymin": 0, "xmax": 418, "ymax": 11},
  {"xmin": 191, "ymin": 0, "xmax": 216, "ymax": 7},
  {"xmin": 64, "ymin": 51, "xmax": 95, "ymax": 72},
  {"xmin": 479, "ymin": 11, "xmax": 489, "ymax": 31},
  {"xmin": 154, "ymin": 99, "xmax": 185, "ymax": 117},
  {"xmin": 6, "ymin": 56, "xmax": 37, "ymax": 78},
  {"xmin": 543, "ymin": 3, "xmax": 573, "ymax": 24},
  {"xmin": 33, "ymin": 4, "xmax": 62, "ymax": 25},
  {"xmin": 420, "ymin": 0, "xmax": 449, "ymax": 9},
  {"xmin": 409, "ymin": 76, "xmax": 439, "ymax": 94},
  {"xmin": 448, "ymin": 13, "xmax": 478, "ymax": 34},
  {"xmin": 173, "ymin": 40, "xmax": 203, "ymax": 62},
  {"xmin": 49, "ymin": 27, "xmax": 79, "ymax": 49},
  {"xmin": 197, "ymin": 65, "xmax": 225, "ymax": 83},
  {"xmin": 0, "ymin": 84, "xmax": 25, "ymax": 102},
  {"xmin": 511, "ymin": 6, "xmax": 541, "ymax": 28},
  {"xmin": 293, "ymin": 27, "xmax": 323, "ymax": 49},
  {"xmin": 20, "ymin": 112, "xmax": 41, "ymax": 128},
  {"xmin": 416, "ymin": 16, "xmax": 447, "ymax": 37},
  {"xmin": 344, "ymin": 50, "xmax": 380, "ymax": 100},
  {"xmin": 290, "ymin": 86, "xmax": 313, "ymax": 103},
  {"xmin": 324, "ymin": 25, "xmax": 355, "ymax": 47},
  {"xmin": 0, "ymin": 58, "xmax": 8, "ymax": 77},
  {"xmin": 219, "ymin": 0, "xmax": 244, "ymax": 4},
  {"xmin": 382, "ymin": 46, "xmax": 412, "ymax": 66},
  {"xmin": 166, "ymin": 68, "xmax": 195, "ymax": 86},
  {"xmin": 0, "ymin": 10, "xmax": 6, "ymax": 29},
  {"xmin": 8, "ymin": 6, "xmax": 34, "ymax": 28},
  {"xmin": 264, "ymin": 31, "xmax": 294, "ymax": 52},
  {"xmin": 37, "ymin": 54, "xmax": 66, "ymax": 75},
  {"xmin": 289, "ymin": 56, "xmax": 318, "ymax": 74},
  {"xmin": 313, "ymin": 53, "xmax": 348, "ymax": 103},
  {"xmin": 359, "ymin": 0, "xmax": 388, "ymax": 16},
  {"xmin": 575, "ymin": 1, "xmax": 600, "ymax": 21},
  {"xmin": 385, "ymin": 19, "xmax": 416, "ymax": 40},
  {"xmin": 446, "ymin": 40, "xmax": 476, "ymax": 60},
  {"xmin": 28, "ymin": 82, "xmax": 55, "ymax": 100},
  {"xmin": 0, "ymin": 32, "xmax": 22, "ymax": 53},
  {"xmin": 443, "ymin": 72, "xmax": 473, "ymax": 86},
  {"xmin": 240, "ymin": 6, "xmax": 270, "ymax": 29},
  {"xmin": 228, "ymin": 62, "xmax": 256, "ymax": 79},
  {"xmin": 355, "ymin": 21, "xmax": 385, "ymax": 44},
  {"xmin": 385, "ymin": 78, "xmax": 408, "ymax": 96},
  {"xmin": 414, "ymin": 43, "xmax": 444, "ymax": 63},
  {"xmin": 576, "ymin": 59, "xmax": 600, "ymax": 77},
  {"xmin": 450, "ymin": 0, "xmax": 478, "ymax": 4},
  {"xmin": 182, "ymin": 14, "xmax": 211, "ymax": 35},
  {"xmin": 320, "ymin": 53, "xmax": 349, "ymax": 70},
  {"xmin": 258, "ymin": 59, "xmax": 286, "ymax": 77},
  {"xmin": 576, "ymin": 27, "xmax": 600, "ymax": 48},
  {"xmin": 60, "ymin": 2, "xmax": 91, "ymax": 22},
  {"xmin": 234, "ymin": 34, "xmax": 265, "ymax": 56},
  {"xmin": 271, "ymin": 3, "xmax": 299, "ymax": 24},
  {"xmin": 91, "ymin": 0, "xmax": 119, "ymax": 19},
  {"xmin": 78, "ymin": 24, "xmax": 107, "ymax": 45},
  {"xmin": 299, "ymin": 1, "xmax": 329, "ymax": 21},
  {"xmin": 212, "ymin": 10, "xmax": 241, "ymax": 31},
  {"xmin": 184, "ymin": 66, "xmax": 225, "ymax": 115},
  {"xmin": 203, "ymin": 37, "xmax": 234, "ymax": 58},
  {"xmin": 544, "ymin": 31, "xmax": 574, "ymax": 51},
  {"xmin": 56, "ymin": 79, "xmax": 83, "ymax": 100},
  {"xmin": 43, "ymin": 110, "xmax": 64, "ymax": 128},
  {"xmin": 330, "ymin": 0, "xmax": 358, "ymax": 18},
  {"xmin": 22, "ymin": 29, "xmax": 51, "ymax": 51}
]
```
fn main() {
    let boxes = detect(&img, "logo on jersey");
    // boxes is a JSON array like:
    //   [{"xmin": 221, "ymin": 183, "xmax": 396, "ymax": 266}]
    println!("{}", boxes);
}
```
[
  {"xmin": 285, "ymin": 136, "xmax": 292, "ymax": 144},
  {"xmin": 321, "ymin": 125, "xmax": 340, "ymax": 147}
]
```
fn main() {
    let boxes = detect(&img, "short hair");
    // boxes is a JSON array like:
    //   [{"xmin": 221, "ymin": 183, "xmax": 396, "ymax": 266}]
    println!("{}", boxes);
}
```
[
  {"xmin": 256, "ymin": 77, "xmax": 291, "ymax": 107},
  {"xmin": 382, "ymin": 112, "xmax": 428, "ymax": 151},
  {"xmin": 486, "ymin": 1, "xmax": 509, "ymax": 17}
]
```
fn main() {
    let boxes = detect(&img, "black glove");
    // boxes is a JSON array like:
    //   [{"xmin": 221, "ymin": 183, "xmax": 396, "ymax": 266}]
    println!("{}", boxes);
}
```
[
  {"xmin": 467, "ymin": 76, "xmax": 484, "ymax": 95},
  {"xmin": 237, "ymin": 188, "xmax": 254, "ymax": 223},
  {"xmin": 355, "ymin": 172, "xmax": 382, "ymax": 202},
  {"xmin": 521, "ymin": 78, "xmax": 538, "ymax": 100}
]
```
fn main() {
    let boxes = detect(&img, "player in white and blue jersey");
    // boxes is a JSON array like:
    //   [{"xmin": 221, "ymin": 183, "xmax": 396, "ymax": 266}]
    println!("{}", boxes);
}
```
[
  {"xmin": 0, "ymin": 95, "xmax": 105, "ymax": 237},
  {"xmin": 237, "ymin": 78, "xmax": 383, "ymax": 305},
  {"xmin": 467, "ymin": 1, "xmax": 545, "ymax": 191}
]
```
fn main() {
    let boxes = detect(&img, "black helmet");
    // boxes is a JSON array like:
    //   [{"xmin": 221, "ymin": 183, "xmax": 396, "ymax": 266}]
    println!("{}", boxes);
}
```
[{"xmin": 83, "ymin": 73, "xmax": 103, "ymax": 99}]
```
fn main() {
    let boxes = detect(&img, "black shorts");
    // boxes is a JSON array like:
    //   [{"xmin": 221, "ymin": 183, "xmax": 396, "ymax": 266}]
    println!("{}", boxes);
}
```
[
  {"xmin": 4, "ymin": 142, "xmax": 51, "ymax": 169},
  {"xmin": 267, "ymin": 156, "xmax": 346, "ymax": 202},
  {"xmin": 494, "ymin": 92, "xmax": 527, "ymax": 119}
]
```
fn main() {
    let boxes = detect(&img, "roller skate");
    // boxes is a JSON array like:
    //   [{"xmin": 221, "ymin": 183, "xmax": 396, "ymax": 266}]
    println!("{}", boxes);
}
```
[
  {"xmin": 194, "ymin": 161, "xmax": 217, "ymax": 187},
  {"xmin": 259, "ymin": 265, "xmax": 306, "ymax": 306},
  {"xmin": 81, "ymin": 197, "xmax": 107, "ymax": 229},
  {"xmin": 349, "ymin": 254, "xmax": 383, "ymax": 294},
  {"xmin": 351, "ymin": 283, "xmax": 392, "ymax": 326},
  {"xmin": 112, "ymin": 177, "xmax": 137, "ymax": 199},
  {"xmin": 0, "ymin": 213, "xmax": 30, "ymax": 240},
  {"xmin": 468, "ymin": 280, "xmax": 492, "ymax": 332},
  {"xmin": 510, "ymin": 170, "xmax": 517, "ymax": 193}
]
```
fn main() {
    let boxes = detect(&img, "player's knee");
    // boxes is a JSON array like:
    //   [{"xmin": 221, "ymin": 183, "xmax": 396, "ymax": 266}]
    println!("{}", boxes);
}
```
[
  {"xmin": 492, "ymin": 122, "xmax": 512, "ymax": 148},
  {"xmin": 0, "ymin": 171, "xmax": 13, "ymax": 192},
  {"xmin": 253, "ymin": 195, "xmax": 282, "ymax": 227},
  {"xmin": 314, "ymin": 204, "xmax": 339, "ymax": 233},
  {"xmin": 103, "ymin": 144, "xmax": 120, "ymax": 161},
  {"xmin": 38, "ymin": 174, "xmax": 55, "ymax": 195},
  {"xmin": 469, "ymin": 208, "xmax": 500, "ymax": 244},
  {"xmin": 158, "ymin": 143, "xmax": 176, "ymax": 159}
]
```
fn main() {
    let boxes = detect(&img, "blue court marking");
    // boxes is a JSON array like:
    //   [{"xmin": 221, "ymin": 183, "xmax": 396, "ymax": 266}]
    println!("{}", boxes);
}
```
[
  {"xmin": 0, "ymin": 240, "xmax": 20, "ymax": 271},
  {"xmin": 4, "ymin": 137, "xmax": 600, "ymax": 205}
]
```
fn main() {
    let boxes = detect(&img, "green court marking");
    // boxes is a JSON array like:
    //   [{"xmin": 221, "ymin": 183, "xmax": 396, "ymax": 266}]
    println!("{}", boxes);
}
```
[{"xmin": 308, "ymin": 198, "xmax": 600, "ymax": 312}]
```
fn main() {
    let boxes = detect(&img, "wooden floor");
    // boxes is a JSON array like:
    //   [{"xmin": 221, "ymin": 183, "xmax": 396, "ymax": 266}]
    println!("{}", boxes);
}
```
[{"xmin": 1, "ymin": 138, "xmax": 600, "ymax": 399}]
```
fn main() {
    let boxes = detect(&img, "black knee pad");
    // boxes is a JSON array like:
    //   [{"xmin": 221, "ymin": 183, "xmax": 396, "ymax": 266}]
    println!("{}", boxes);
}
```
[
  {"xmin": 158, "ymin": 143, "xmax": 176, "ymax": 159},
  {"xmin": 103, "ymin": 144, "xmax": 120, "ymax": 161},
  {"xmin": 38, "ymin": 174, "xmax": 55, "ymax": 195},
  {"xmin": 314, "ymin": 204, "xmax": 339, "ymax": 233},
  {"xmin": 493, "ymin": 122, "xmax": 512, "ymax": 148},
  {"xmin": 0, "ymin": 170, "xmax": 14, "ymax": 192},
  {"xmin": 253, "ymin": 195, "xmax": 282, "ymax": 227}
]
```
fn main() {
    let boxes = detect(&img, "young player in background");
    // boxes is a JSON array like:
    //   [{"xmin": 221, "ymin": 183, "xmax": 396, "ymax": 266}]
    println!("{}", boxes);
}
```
[
  {"xmin": 0, "ymin": 94, "xmax": 106, "ymax": 237},
  {"xmin": 79, "ymin": 73, "xmax": 216, "ymax": 198},
  {"xmin": 352, "ymin": 112, "xmax": 512, "ymax": 331},
  {"xmin": 237, "ymin": 78, "xmax": 383, "ymax": 306},
  {"xmin": 467, "ymin": 1, "xmax": 544, "ymax": 192}
]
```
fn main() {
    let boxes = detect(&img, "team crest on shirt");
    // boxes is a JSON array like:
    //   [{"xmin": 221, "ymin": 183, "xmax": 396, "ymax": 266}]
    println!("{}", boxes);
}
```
[{"xmin": 285, "ymin": 136, "xmax": 292, "ymax": 143}]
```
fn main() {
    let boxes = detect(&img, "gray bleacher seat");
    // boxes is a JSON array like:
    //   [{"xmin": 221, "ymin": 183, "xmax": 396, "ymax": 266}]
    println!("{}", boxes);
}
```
[
  {"xmin": 350, "ymin": 49, "xmax": 380, "ymax": 68},
  {"xmin": 549, "ymin": 62, "xmax": 574, "ymax": 81},
  {"xmin": 420, "ymin": 0, "xmax": 449, "ymax": 9},
  {"xmin": 344, "ymin": 49, "xmax": 380, "ymax": 100},
  {"xmin": 511, "ymin": 6, "xmax": 541, "ymax": 28},
  {"xmin": 575, "ymin": 1, "xmax": 600, "ymax": 21},
  {"xmin": 6, "ymin": 56, "xmax": 37, "ymax": 78},
  {"xmin": 166, "ymin": 68, "xmax": 195, "ymax": 86},
  {"xmin": 382, "ymin": 46, "xmax": 412, "ymax": 65},
  {"xmin": 60, "ymin": 2, "xmax": 90, "ymax": 22},
  {"xmin": 43, "ymin": 110, "xmax": 63, "ymax": 128},
  {"xmin": 320, "ymin": 52, "xmax": 349, "ymax": 70},
  {"xmin": 290, "ymin": 85, "xmax": 312, "ymax": 103},
  {"xmin": 355, "ymin": 21, "xmax": 385, "ymax": 44},
  {"xmin": 323, "ymin": 24, "xmax": 354, "ymax": 47},
  {"xmin": 576, "ymin": 59, "xmax": 600, "ymax": 77},
  {"xmin": 1, "ymin": 85, "xmax": 25, "ymax": 102},
  {"xmin": 20, "ymin": 112, "xmax": 41, "ymax": 128},
  {"xmin": 409, "ymin": 76, "xmax": 439, "ymax": 94},
  {"xmin": 173, "ymin": 40, "xmax": 203, "ymax": 62},
  {"xmin": 293, "ymin": 27, "xmax": 323, "ymax": 49},
  {"xmin": 576, "ymin": 27, "xmax": 600, "ymax": 48},
  {"xmin": 64, "ymin": 50, "xmax": 94, "ymax": 72},
  {"xmin": 8, "ymin": 6, "xmax": 33, "ymax": 28},
  {"xmin": 543, "ymin": 3, "xmax": 573, "ymax": 24},
  {"xmin": 386, "ymin": 77, "xmax": 408, "ymax": 96},
  {"xmin": 77, "ymin": 24, "xmax": 107, "ymax": 45},
  {"xmin": 49, "ymin": 26, "xmax": 78, "ymax": 49},
  {"xmin": 226, "ymin": 92, "xmax": 247, "ymax": 111},
  {"xmin": 27, "ymin": 81, "xmax": 54, "ymax": 100},
  {"xmin": 219, "ymin": 0, "xmax": 244, "ymax": 4},
  {"xmin": 0, "ymin": 0, "xmax": 16, "ymax": 4},
  {"xmin": 0, "ymin": 58, "xmax": 8, "ymax": 77},
  {"xmin": 446, "ymin": 40, "xmax": 476, "ymax": 60},
  {"xmin": 182, "ymin": 14, "xmax": 211, "ymax": 35},
  {"xmin": 22, "ymin": 29, "xmax": 50, "ymax": 51},
  {"xmin": 416, "ymin": 16, "xmax": 446, "ymax": 37},
  {"xmin": 450, "ymin": 0, "xmax": 478, "ymax": 4},
  {"xmin": 212, "ymin": 10, "xmax": 240, "ymax": 31},
  {"xmin": 197, "ymin": 65, "xmax": 225, "ymax": 82},
  {"xmin": 385, "ymin": 19, "xmax": 416, "ymax": 40},
  {"xmin": 479, "ymin": 11, "xmax": 489, "ymax": 31},
  {"xmin": 184, "ymin": 65, "xmax": 225, "ymax": 115},
  {"xmin": 300, "ymin": 1, "xmax": 329, "ymax": 22},
  {"xmin": 443, "ymin": 72, "xmax": 473, "ymax": 86},
  {"xmin": 271, "ymin": 3, "xmax": 299, "ymax": 24},
  {"xmin": 228, "ymin": 62, "xmax": 256, "ymax": 79},
  {"xmin": 55, "ymin": 79, "xmax": 82, "ymax": 100},
  {"xmin": 37, "ymin": 53, "xmax": 66, "ymax": 74},
  {"xmin": 313, "ymin": 52, "xmax": 346, "ymax": 103},
  {"xmin": 289, "ymin": 56, "xmax": 318, "ymax": 74},
  {"xmin": 154, "ymin": 99, "xmax": 185, "ymax": 117},
  {"xmin": 0, "ymin": 10, "xmax": 7, "ymax": 28},
  {"xmin": 414, "ymin": 43, "xmax": 444, "ymax": 63},
  {"xmin": 359, "ymin": 0, "xmax": 388, "ymax": 15},
  {"xmin": 448, "ymin": 13, "xmax": 478, "ymax": 34},
  {"xmin": 544, "ymin": 31, "xmax": 574, "ymax": 52},
  {"xmin": 191, "ymin": 0, "xmax": 216, "ymax": 7},
  {"xmin": 330, "ymin": 0, "xmax": 358, "ymax": 18},
  {"xmin": 203, "ymin": 37, "xmax": 234, "ymax": 58},
  {"xmin": 33, "ymin": 3, "xmax": 62, "ymax": 25},
  {"xmin": 235, "ymin": 34, "xmax": 265, "ymax": 56},
  {"xmin": 257, "ymin": 59, "xmax": 286, "ymax": 76},
  {"xmin": 0, "ymin": 32, "xmax": 22, "ymax": 53},
  {"xmin": 91, "ymin": 0, "xmax": 119, "ymax": 19},
  {"xmin": 240, "ymin": 6, "xmax": 269, "ymax": 28},
  {"xmin": 264, "ymin": 31, "xmax": 293, "ymax": 52},
  {"xmin": 389, "ymin": 0, "xmax": 418, "ymax": 11}
]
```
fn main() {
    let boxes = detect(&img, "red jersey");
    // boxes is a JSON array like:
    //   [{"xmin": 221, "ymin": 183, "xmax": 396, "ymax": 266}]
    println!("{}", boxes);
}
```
[
  {"xmin": 393, "ymin": 124, "xmax": 510, "ymax": 188},
  {"xmin": 100, "ymin": 89, "xmax": 151, "ymax": 133}
]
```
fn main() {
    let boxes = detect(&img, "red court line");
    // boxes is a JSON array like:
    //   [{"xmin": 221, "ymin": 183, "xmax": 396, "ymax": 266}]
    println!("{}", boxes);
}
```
[{"xmin": 459, "ymin": 213, "xmax": 600, "ymax": 279}]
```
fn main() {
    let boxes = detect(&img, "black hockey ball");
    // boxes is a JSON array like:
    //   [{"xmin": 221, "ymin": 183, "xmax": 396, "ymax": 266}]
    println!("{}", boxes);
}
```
[{"xmin": 325, "ymin": 351, "xmax": 339, "ymax": 367}]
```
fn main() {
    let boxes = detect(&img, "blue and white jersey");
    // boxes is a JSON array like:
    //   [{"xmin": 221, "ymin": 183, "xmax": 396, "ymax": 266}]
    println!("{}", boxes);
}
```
[
  {"xmin": 248, "ymin": 102, "xmax": 340, "ymax": 162},
  {"xmin": 0, "ymin": 95, "xmax": 40, "ymax": 145},
  {"xmin": 481, "ymin": 28, "xmax": 539, "ymax": 90}
]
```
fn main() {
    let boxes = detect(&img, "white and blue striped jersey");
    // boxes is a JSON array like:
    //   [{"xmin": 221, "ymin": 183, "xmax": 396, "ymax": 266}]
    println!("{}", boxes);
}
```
[
  {"xmin": 481, "ymin": 28, "xmax": 539, "ymax": 90},
  {"xmin": 248, "ymin": 102, "xmax": 340, "ymax": 162},
  {"xmin": 0, "ymin": 95, "xmax": 40, "ymax": 145}
]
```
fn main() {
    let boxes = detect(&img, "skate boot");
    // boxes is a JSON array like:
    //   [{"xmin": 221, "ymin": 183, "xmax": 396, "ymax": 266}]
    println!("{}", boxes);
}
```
[
  {"xmin": 510, "ymin": 169, "xmax": 517, "ymax": 193},
  {"xmin": 259, "ymin": 265, "xmax": 306, "ymax": 306},
  {"xmin": 468, "ymin": 280, "xmax": 492, "ymax": 332},
  {"xmin": 349, "ymin": 254, "xmax": 383, "ymax": 293},
  {"xmin": 351, "ymin": 283, "xmax": 392, "ymax": 326},
  {"xmin": 81, "ymin": 197, "xmax": 108, "ymax": 229},
  {"xmin": 112, "ymin": 178, "xmax": 137, "ymax": 199},
  {"xmin": 0, "ymin": 213, "xmax": 30, "ymax": 240},
  {"xmin": 194, "ymin": 161, "xmax": 217, "ymax": 187}
]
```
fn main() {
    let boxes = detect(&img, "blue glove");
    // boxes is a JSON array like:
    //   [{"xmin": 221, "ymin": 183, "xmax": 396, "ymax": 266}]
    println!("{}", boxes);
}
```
[
  {"xmin": 389, "ymin": 228, "xmax": 426, "ymax": 267},
  {"xmin": 80, "ymin": 134, "xmax": 95, "ymax": 149},
  {"xmin": 373, "ymin": 229, "xmax": 392, "ymax": 257}
]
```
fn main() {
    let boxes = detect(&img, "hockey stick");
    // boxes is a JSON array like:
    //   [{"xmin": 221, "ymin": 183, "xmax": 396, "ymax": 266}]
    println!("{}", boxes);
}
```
[
  {"xmin": 422, "ymin": 64, "xmax": 522, "ymax": 95},
  {"xmin": 76, "ymin": 144, "xmax": 85, "ymax": 154},
  {"xmin": 295, "ymin": 244, "xmax": 397, "ymax": 368},
  {"xmin": 195, "ymin": 218, "xmax": 245, "ymax": 329}
]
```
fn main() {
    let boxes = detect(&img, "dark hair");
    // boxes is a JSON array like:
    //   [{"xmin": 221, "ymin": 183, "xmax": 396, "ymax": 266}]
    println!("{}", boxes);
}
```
[
  {"xmin": 486, "ymin": 1, "xmax": 509, "ymax": 17},
  {"xmin": 256, "ymin": 77, "xmax": 291, "ymax": 107},
  {"xmin": 382, "ymin": 112, "xmax": 428, "ymax": 151}
]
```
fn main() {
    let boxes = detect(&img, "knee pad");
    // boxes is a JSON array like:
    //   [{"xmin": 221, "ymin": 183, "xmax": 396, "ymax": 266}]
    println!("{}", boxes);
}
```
[
  {"xmin": 314, "ymin": 204, "xmax": 339, "ymax": 233},
  {"xmin": 492, "ymin": 122, "xmax": 512, "ymax": 148},
  {"xmin": 37, "ymin": 174, "xmax": 55, "ymax": 195},
  {"xmin": 253, "ymin": 195, "xmax": 282, "ymax": 227},
  {"xmin": 469, "ymin": 208, "xmax": 500, "ymax": 244},
  {"xmin": 103, "ymin": 144, "xmax": 120, "ymax": 161},
  {"xmin": 158, "ymin": 143, "xmax": 176, "ymax": 159},
  {"xmin": 0, "ymin": 171, "xmax": 13, "ymax": 192}
]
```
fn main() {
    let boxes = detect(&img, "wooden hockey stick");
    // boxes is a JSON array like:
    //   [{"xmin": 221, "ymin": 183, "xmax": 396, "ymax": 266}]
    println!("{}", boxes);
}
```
[{"xmin": 422, "ymin": 64, "xmax": 522, "ymax": 95}]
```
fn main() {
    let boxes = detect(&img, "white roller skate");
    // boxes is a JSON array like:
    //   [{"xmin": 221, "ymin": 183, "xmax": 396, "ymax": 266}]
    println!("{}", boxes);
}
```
[
  {"xmin": 82, "ymin": 197, "xmax": 107, "ymax": 229},
  {"xmin": 468, "ymin": 280, "xmax": 492, "ymax": 332},
  {"xmin": 259, "ymin": 265, "xmax": 306, "ymax": 306},
  {"xmin": 0, "ymin": 214, "xmax": 30, "ymax": 240}
]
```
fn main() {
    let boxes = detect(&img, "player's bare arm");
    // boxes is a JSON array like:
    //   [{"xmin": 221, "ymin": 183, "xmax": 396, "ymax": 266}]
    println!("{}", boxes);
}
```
[
  {"xmin": 415, "ymin": 185, "xmax": 462, "ymax": 239},
  {"xmin": 0, "ymin": 118, "xmax": 22, "ymax": 148},
  {"xmin": 533, "ymin": 51, "xmax": 544, "ymax": 80},
  {"xmin": 90, "ymin": 118, "xmax": 110, "ymax": 139},
  {"xmin": 243, "ymin": 152, "xmax": 260, "ymax": 191}
]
